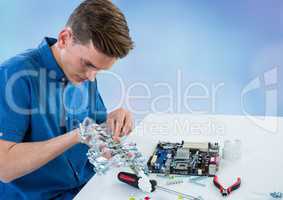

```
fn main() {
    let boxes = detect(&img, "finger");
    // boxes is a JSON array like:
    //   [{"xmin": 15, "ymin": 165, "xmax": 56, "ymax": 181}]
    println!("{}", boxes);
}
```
[
  {"xmin": 113, "ymin": 120, "xmax": 123, "ymax": 139},
  {"xmin": 122, "ymin": 114, "xmax": 133, "ymax": 135},
  {"xmin": 122, "ymin": 125, "xmax": 130, "ymax": 136},
  {"xmin": 113, "ymin": 136, "xmax": 120, "ymax": 143},
  {"xmin": 106, "ymin": 118, "xmax": 115, "ymax": 134},
  {"xmin": 122, "ymin": 119, "xmax": 132, "ymax": 135},
  {"xmin": 114, "ymin": 110, "xmax": 126, "ymax": 137}
]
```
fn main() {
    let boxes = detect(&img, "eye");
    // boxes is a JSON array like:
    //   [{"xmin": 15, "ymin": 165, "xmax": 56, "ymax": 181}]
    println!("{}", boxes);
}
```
[
  {"xmin": 86, "ymin": 63, "xmax": 94, "ymax": 68},
  {"xmin": 82, "ymin": 59, "xmax": 97, "ymax": 70},
  {"xmin": 88, "ymin": 64, "xmax": 99, "ymax": 71}
]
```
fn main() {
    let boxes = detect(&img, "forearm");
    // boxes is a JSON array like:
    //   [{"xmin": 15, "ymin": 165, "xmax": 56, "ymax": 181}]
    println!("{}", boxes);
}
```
[{"xmin": 1, "ymin": 129, "xmax": 80, "ymax": 182}]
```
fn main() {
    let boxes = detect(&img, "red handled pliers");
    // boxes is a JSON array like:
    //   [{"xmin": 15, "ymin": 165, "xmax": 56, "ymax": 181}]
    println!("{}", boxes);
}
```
[{"xmin": 213, "ymin": 176, "xmax": 241, "ymax": 196}]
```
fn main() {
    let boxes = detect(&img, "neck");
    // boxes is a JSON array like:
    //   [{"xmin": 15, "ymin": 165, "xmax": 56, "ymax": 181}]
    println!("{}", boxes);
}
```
[{"xmin": 51, "ymin": 43, "xmax": 64, "ymax": 72}]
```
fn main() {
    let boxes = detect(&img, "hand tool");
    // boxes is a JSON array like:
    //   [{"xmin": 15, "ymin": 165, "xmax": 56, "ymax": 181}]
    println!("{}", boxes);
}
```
[
  {"xmin": 118, "ymin": 172, "xmax": 203, "ymax": 200},
  {"xmin": 213, "ymin": 176, "xmax": 241, "ymax": 196}
]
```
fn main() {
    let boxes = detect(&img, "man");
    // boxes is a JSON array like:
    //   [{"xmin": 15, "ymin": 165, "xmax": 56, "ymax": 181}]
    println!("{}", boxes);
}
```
[{"xmin": 0, "ymin": 0, "xmax": 134, "ymax": 199}]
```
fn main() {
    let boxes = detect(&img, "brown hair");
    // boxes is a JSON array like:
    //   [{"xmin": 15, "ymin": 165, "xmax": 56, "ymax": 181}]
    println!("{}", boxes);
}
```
[{"xmin": 66, "ymin": 0, "xmax": 134, "ymax": 58}]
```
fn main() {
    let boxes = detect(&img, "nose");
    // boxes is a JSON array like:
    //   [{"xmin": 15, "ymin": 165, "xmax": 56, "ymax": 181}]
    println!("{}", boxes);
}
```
[{"xmin": 86, "ymin": 70, "xmax": 97, "ymax": 82}]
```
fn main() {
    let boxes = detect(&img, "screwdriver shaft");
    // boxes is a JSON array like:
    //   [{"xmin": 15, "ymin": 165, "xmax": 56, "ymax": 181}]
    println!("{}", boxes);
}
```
[{"xmin": 156, "ymin": 186, "xmax": 202, "ymax": 200}]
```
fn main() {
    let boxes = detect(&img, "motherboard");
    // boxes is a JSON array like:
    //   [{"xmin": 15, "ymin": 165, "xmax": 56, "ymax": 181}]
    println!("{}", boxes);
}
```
[{"xmin": 147, "ymin": 141, "xmax": 220, "ymax": 176}]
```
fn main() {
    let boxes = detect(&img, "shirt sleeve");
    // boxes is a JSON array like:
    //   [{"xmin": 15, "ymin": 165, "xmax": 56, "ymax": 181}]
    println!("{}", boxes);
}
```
[
  {"xmin": 90, "ymin": 79, "xmax": 107, "ymax": 124},
  {"xmin": 0, "ymin": 59, "xmax": 30, "ymax": 143}
]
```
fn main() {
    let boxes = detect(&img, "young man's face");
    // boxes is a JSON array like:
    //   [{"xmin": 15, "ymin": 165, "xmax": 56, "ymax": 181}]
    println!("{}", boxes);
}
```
[{"xmin": 56, "ymin": 28, "xmax": 117, "ymax": 84}]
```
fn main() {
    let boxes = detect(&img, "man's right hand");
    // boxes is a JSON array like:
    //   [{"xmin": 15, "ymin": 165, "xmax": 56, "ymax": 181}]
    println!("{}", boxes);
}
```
[{"xmin": 0, "ymin": 129, "xmax": 80, "ymax": 183}]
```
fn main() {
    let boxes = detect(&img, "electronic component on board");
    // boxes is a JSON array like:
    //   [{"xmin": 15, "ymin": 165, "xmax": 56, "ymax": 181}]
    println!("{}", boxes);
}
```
[{"xmin": 147, "ymin": 141, "xmax": 220, "ymax": 176}]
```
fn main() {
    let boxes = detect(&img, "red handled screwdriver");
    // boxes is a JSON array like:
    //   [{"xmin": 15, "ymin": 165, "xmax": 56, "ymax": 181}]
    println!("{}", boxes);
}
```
[
  {"xmin": 118, "ymin": 171, "xmax": 157, "ymax": 192},
  {"xmin": 118, "ymin": 172, "xmax": 203, "ymax": 200}
]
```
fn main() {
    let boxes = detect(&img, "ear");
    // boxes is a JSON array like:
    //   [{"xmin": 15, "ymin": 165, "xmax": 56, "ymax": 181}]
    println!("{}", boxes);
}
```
[{"xmin": 57, "ymin": 27, "xmax": 73, "ymax": 49}]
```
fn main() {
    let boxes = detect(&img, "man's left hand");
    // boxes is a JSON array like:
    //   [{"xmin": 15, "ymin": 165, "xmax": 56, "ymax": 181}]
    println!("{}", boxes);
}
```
[{"xmin": 106, "ymin": 108, "xmax": 133, "ymax": 141}]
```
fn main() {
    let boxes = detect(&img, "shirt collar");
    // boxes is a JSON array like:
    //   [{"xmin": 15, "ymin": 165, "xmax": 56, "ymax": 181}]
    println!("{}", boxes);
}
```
[{"xmin": 38, "ymin": 37, "xmax": 66, "ymax": 81}]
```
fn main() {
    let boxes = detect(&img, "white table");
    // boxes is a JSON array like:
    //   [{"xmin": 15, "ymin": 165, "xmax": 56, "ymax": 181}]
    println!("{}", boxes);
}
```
[{"xmin": 75, "ymin": 114, "xmax": 283, "ymax": 200}]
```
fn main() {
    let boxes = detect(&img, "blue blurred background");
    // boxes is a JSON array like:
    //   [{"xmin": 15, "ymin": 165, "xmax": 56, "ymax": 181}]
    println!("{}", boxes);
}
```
[{"xmin": 0, "ymin": 0, "xmax": 282, "ymax": 122}]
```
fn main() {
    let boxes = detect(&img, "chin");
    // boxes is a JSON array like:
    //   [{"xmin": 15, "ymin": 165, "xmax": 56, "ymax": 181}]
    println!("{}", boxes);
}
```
[
  {"xmin": 69, "ymin": 76, "xmax": 84, "ymax": 85},
  {"xmin": 73, "ymin": 80, "xmax": 84, "ymax": 85}
]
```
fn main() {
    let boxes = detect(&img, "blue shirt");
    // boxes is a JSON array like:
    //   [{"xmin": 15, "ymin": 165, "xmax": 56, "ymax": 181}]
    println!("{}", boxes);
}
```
[{"xmin": 0, "ymin": 37, "xmax": 107, "ymax": 200}]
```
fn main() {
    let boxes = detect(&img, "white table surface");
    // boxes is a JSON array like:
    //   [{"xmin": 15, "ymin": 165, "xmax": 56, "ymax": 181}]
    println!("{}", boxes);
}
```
[{"xmin": 75, "ymin": 114, "xmax": 283, "ymax": 200}]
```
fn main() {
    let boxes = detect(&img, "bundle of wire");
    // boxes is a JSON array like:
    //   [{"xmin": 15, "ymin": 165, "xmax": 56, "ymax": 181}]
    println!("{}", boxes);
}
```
[{"xmin": 79, "ymin": 117, "xmax": 148, "ymax": 175}]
